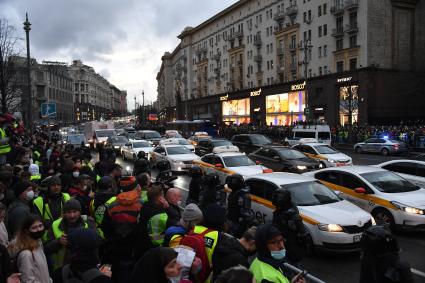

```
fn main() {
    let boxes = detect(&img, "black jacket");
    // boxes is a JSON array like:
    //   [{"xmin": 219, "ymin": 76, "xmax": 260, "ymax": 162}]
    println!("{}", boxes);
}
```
[
  {"xmin": 133, "ymin": 158, "xmax": 150, "ymax": 176},
  {"xmin": 212, "ymin": 233, "xmax": 249, "ymax": 281},
  {"xmin": 165, "ymin": 203, "xmax": 181, "ymax": 227},
  {"xmin": 187, "ymin": 176, "xmax": 203, "ymax": 204}
]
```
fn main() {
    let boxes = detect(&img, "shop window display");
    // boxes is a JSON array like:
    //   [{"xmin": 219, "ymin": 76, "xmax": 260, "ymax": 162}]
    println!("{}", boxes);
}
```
[
  {"xmin": 266, "ymin": 91, "xmax": 305, "ymax": 125},
  {"xmin": 339, "ymin": 85, "xmax": 358, "ymax": 125},
  {"xmin": 222, "ymin": 98, "xmax": 251, "ymax": 125}
]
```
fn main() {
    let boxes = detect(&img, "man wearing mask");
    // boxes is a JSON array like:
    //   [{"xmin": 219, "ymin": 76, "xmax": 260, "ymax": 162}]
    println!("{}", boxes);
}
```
[
  {"xmin": 6, "ymin": 181, "xmax": 35, "ymax": 238},
  {"xmin": 32, "ymin": 176, "xmax": 71, "ymax": 232},
  {"xmin": 44, "ymin": 199, "xmax": 96, "ymax": 271},
  {"xmin": 165, "ymin": 188, "xmax": 182, "ymax": 227}
]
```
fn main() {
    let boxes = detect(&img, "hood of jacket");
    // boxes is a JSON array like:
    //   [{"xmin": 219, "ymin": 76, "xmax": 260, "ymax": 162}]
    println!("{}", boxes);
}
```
[{"xmin": 116, "ymin": 190, "xmax": 139, "ymax": 206}]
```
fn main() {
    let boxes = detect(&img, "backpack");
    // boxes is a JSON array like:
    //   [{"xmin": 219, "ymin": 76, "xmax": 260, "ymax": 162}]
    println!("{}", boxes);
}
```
[
  {"xmin": 62, "ymin": 264, "xmax": 104, "ymax": 283},
  {"xmin": 180, "ymin": 228, "xmax": 212, "ymax": 283}
]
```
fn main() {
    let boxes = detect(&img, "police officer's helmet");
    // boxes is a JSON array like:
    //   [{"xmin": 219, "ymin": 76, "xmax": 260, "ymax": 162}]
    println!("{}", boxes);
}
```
[
  {"xmin": 137, "ymin": 151, "xmax": 146, "ymax": 159},
  {"xmin": 360, "ymin": 226, "xmax": 399, "ymax": 256},
  {"xmin": 226, "ymin": 174, "xmax": 246, "ymax": 191},
  {"xmin": 272, "ymin": 188, "xmax": 292, "ymax": 208},
  {"xmin": 189, "ymin": 165, "xmax": 203, "ymax": 177}
]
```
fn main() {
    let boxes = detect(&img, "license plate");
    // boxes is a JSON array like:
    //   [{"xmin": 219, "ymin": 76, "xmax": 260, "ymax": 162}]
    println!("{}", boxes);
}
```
[{"xmin": 353, "ymin": 235, "xmax": 361, "ymax": 243}]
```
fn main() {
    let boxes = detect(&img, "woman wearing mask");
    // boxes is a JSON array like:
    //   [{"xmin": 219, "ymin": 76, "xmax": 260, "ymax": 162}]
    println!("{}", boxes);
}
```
[
  {"xmin": 10, "ymin": 214, "xmax": 51, "ymax": 283},
  {"xmin": 249, "ymin": 224, "xmax": 305, "ymax": 283},
  {"xmin": 6, "ymin": 181, "xmax": 35, "ymax": 238},
  {"xmin": 131, "ymin": 247, "xmax": 190, "ymax": 283}
]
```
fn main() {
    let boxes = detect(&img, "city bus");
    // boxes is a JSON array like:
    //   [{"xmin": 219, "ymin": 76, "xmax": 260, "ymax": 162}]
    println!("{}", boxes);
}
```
[{"xmin": 166, "ymin": 120, "xmax": 218, "ymax": 138}]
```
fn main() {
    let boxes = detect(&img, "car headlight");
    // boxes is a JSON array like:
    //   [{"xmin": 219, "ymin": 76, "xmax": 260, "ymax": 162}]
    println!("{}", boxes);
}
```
[
  {"xmin": 114, "ymin": 146, "xmax": 120, "ymax": 149},
  {"xmin": 318, "ymin": 163, "xmax": 324, "ymax": 168},
  {"xmin": 327, "ymin": 158, "xmax": 336, "ymax": 163},
  {"xmin": 371, "ymin": 217, "xmax": 377, "ymax": 226},
  {"xmin": 391, "ymin": 201, "xmax": 424, "ymax": 215},
  {"xmin": 296, "ymin": 165, "xmax": 307, "ymax": 170},
  {"xmin": 317, "ymin": 224, "xmax": 344, "ymax": 232},
  {"xmin": 63, "ymin": 141, "xmax": 67, "ymax": 144},
  {"xmin": 85, "ymin": 143, "xmax": 90, "ymax": 147}
]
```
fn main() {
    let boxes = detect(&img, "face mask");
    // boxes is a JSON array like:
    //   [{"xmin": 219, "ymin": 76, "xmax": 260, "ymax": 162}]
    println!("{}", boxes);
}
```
[
  {"xmin": 29, "ymin": 230, "xmax": 45, "ymax": 240},
  {"xmin": 73, "ymin": 171, "xmax": 80, "ymax": 178},
  {"xmin": 167, "ymin": 276, "xmax": 181, "ymax": 283},
  {"xmin": 271, "ymin": 249, "xmax": 286, "ymax": 260},
  {"xmin": 25, "ymin": 191, "xmax": 35, "ymax": 201}
]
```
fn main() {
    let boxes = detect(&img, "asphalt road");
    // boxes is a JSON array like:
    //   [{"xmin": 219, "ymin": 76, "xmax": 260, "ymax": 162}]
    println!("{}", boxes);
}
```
[{"xmin": 115, "ymin": 150, "xmax": 425, "ymax": 283}]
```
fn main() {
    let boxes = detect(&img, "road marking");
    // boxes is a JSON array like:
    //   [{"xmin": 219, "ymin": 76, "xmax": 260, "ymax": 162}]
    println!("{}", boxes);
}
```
[{"xmin": 411, "ymin": 268, "xmax": 425, "ymax": 278}]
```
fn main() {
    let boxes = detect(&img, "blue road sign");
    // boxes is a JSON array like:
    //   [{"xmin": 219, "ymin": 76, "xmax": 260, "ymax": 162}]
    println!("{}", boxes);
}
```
[{"xmin": 41, "ymin": 103, "xmax": 57, "ymax": 118}]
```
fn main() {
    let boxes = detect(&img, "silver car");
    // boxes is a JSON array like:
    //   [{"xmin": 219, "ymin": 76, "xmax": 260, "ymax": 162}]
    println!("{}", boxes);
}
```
[{"xmin": 354, "ymin": 138, "xmax": 408, "ymax": 156}]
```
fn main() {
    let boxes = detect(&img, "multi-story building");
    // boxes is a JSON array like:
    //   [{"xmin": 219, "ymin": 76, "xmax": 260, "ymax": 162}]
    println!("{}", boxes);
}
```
[
  {"xmin": 69, "ymin": 60, "xmax": 115, "ymax": 122},
  {"xmin": 157, "ymin": 0, "xmax": 425, "ymax": 125},
  {"xmin": 120, "ymin": 90, "xmax": 128, "ymax": 115}
]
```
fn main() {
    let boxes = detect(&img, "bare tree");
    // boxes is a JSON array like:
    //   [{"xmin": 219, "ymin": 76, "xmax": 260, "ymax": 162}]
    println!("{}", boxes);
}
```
[{"xmin": 0, "ymin": 18, "xmax": 22, "ymax": 114}]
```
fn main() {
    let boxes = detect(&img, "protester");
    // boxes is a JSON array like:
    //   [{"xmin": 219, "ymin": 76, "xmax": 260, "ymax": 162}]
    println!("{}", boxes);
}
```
[
  {"xmin": 215, "ymin": 265, "xmax": 254, "ymax": 283},
  {"xmin": 165, "ymin": 188, "xmax": 182, "ymax": 227},
  {"xmin": 0, "ymin": 203, "xmax": 8, "ymax": 246},
  {"xmin": 68, "ymin": 174, "xmax": 93, "ymax": 215},
  {"xmin": 9, "ymin": 214, "xmax": 51, "ymax": 283},
  {"xmin": 6, "ymin": 181, "xmax": 34, "ymax": 238}
]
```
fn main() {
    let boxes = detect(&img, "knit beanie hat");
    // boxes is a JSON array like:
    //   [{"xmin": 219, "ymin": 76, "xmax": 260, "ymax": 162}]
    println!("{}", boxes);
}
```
[
  {"xmin": 203, "ymin": 203, "xmax": 226, "ymax": 231},
  {"xmin": 180, "ymin": 203, "xmax": 203, "ymax": 226},
  {"xmin": 64, "ymin": 199, "xmax": 82, "ymax": 212},
  {"xmin": 46, "ymin": 175, "xmax": 62, "ymax": 187},
  {"xmin": 118, "ymin": 176, "xmax": 139, "ymax": 192},
  {"xmin": 28, "ymin": 164, "xmax": 39, "ymax": 176},
  {"xmin": 13, "ymin": 181, "xmax": 32, "ymax": 197}
]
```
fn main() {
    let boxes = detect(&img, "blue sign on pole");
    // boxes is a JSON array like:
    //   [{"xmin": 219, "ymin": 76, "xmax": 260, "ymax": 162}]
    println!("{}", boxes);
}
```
[{"xmin": 41, "ymin": 103, "xmax": 57, "ymax": 118}]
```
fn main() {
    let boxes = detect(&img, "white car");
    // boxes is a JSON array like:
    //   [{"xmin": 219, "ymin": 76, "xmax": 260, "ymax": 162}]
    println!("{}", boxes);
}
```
[
  {"xmin": 194, "ymin": 147, "xmax": 272, "ymax": 184},
  {"xmin": 149, "ymin": 144, "xmax": 200, "ymax": 172},
  {"xmin": 374, "ymin": 160, "xmax": 425, "ymax": 188},
  {"xmin": 293, "ymin": 143, "xmax": 353, "ymax": 167},
  {"xmin": 306, "ymin": 166, "xmax": 425, "ymax": 230},
  {"xmin": 160, "ymin": 138, "xmax": 195, "ymax": 152},
  {"xmin": 245, "ymin": 173, "xmax": 374, "ymax": 252},
  {"xmin": 121, "ymin": 140, "xmax": 154, "ymax": 161}
]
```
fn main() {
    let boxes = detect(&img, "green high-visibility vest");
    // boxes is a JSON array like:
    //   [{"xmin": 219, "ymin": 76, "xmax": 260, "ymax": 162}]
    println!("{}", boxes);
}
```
[
  {"xmin": 249, "ymin": 258, "xmax": 290, "ymax": 283},
  {"xmin": 33, "ymin": 193, "xmax": 71, "ymax": 222},
  {"xmin": 0, "ymin": 128, "xmax": 11, "ymax": 155},
  {"xmin": 148, "ymin": 212, "xmax": 168, "ymax": 246},
  {"xmin": 90, "ymin": 196, "xmax": 116, "ymax": 239},
  {"xmin": 51, "ymin": 217, "xmax": 88, "ymax": 270},
  {"xmin": 30, "ymin": 174, "xmax": 42, "ymax": 182}
]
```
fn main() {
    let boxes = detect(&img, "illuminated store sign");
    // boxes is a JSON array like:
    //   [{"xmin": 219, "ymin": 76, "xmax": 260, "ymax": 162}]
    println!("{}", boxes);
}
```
[
  {"xmin": 250, "ymin": 89, "xmax": 262, "ymax": 97},
  {"xmin": 337, "ymin": 77, "xmax": 352, "ymax": 83},
  {"xmin": 291, "ymin": 81, "xmax": 306, "ymax": 91},
  {"xmin": 220, "ymin": 94, "xmax": 229, "ymax": 101},
  {"xmin": 254, "ymin": 107, "xmax": 261, "ymax": 112}
]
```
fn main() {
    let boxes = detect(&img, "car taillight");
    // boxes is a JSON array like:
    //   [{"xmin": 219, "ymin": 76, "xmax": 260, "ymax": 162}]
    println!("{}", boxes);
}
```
[
  {"xmin": 394, "ymin": 144, "xmax": 399, "ymax": 150},
  {"xmin": 263, "ymin": 169, "xmax": 273, "ymax": 173}
]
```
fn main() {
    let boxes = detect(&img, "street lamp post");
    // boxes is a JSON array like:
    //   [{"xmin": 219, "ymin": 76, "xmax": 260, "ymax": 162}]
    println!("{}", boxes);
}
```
[
  {"xmin": 299, "ymin": 39, "xmax": 313, "ymax": 122},
  {"xmin": 142, "ymin": 90, "xmax": 145, "ymax": 125},
  {"xmin": 23, "ymin": 13, "xmax": 32, "ymax": 129}
]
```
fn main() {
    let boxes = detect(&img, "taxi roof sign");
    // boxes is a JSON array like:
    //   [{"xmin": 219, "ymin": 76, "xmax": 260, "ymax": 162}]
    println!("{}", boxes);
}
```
[
  {"xmin": 299, "ymin": 138, "xmax": 319, "ymax": 144},
  {"xmin": 213, "ymin": 145, "xmax": 240, "ymax": 154},
  {"xmin": 194, "ymin": 132, "xmax": 209, "ymax": 136}
]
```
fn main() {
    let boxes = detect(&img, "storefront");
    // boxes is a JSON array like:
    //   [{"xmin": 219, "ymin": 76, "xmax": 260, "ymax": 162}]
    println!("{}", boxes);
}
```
[
  {"xmin": 221, "ymin": 95, "xmax": 251, "ymax": 124},
  {"xmin": 265, "ymin": 81, "xmax": 306, "ymax": 126},
  {"xmin": 336, "ymin": 76, "xmax": 359, "ymax": 125}
]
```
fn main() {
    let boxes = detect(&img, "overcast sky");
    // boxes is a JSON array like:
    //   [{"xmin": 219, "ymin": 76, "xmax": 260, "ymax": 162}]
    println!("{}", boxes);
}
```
[{"xmin": 0, "ymin": 0, "xmax": 236, "ymax": 110}]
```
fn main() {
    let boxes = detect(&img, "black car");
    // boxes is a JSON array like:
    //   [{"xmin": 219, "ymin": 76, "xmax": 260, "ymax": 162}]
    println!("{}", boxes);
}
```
[
  {"xmin": 195, "ymin": 138, "xmax": 235, "ymax": 156},
  {"xmin": 135, "ymin": 130, "xmax": 164, "ymax": 145},
  {"xmin": 231, "ymin": 134, "xmax": 273, "ymax": 154},
  {"xmin": 106, "ymin": 136, "xmax": 129, "ymax": 154},
  {"xmin": 248, "ymin": 146, "xmax": 323, "ymax": 173}
]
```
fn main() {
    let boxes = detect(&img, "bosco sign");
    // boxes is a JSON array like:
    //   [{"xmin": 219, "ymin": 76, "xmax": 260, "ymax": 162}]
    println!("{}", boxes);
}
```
[
  {"xmin": 220, "ymin": 94, "xmax": 229, "ymax": 101},
  {"xmin": 291, "ymin": 81, "xmax": 306, "ymax": 91},
  {"xmin": 250, "ymin": 88, "xmax": 262, "ymax": 97}
]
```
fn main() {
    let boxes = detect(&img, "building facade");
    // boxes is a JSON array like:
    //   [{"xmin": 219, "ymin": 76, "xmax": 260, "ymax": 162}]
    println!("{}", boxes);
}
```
[{"xmin": 157, "ymin": 0, "xmax": 425, "ymax": 125}]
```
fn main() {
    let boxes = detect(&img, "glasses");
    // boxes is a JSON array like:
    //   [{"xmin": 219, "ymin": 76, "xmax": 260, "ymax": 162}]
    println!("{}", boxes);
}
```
[{"xmin": 267, "ymin": 237, "xmax": 284, "ymax": 246}]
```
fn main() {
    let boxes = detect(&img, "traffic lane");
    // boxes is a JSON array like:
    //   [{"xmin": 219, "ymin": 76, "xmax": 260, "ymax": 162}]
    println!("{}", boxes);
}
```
[
  {"xmin": 396, "ymin": 230, "xmax": 425, "ymax": 281},
  {"xmin": 339, "ymin": 149, "xmax": 408, "ymax": 166}
]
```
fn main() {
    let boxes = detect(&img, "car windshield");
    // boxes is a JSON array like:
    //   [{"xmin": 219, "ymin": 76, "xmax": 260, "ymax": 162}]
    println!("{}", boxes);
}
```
[
  {"xmin": 315, "ymin": 145, "xmax": 339, "ymax": 154},
  {"xmin": 251, "ymin": 135, "xmax": 272, "ymax": 145},
  {"xmin": 361, "ymin": 171, "xmax": 420, "ymax": 193},
  {"xmin": 167, "ymin": 146, "xmax": 192, "ymax": 155},
  {"xmin": 110, "ymin": 136, "xmax": 128, "ymax": 143},
  {"xmin": 178, "ymin": 139, "xmax": 191, "ymax": 145},
  {"xmin": 212, "ymin": 140, "xmax": 232, "ymax": 147},
  {"xmin": 278, "ymin": 149, "xmax": 307, "ymax": 159},
  {"xmin": 96, "ymin": 130, "xmax": 116, "ymax": 137},
  {"xmin": 68, "ymin": 135, "xmax": 85, "ymax": 143},
  {"xmin": 144, "ymin": 132, "xmax": 162, "ymax": 139},
  {"xmin": 223, "ymin": 155, "xmax": 256, "ymax": 167},
  {"xmin": 133, "ymin": 142, "xmax": 150, "ymax": 148},
  {"xmin": 284, "ymin": 181, "xmax": 341, "ymax": 206}
]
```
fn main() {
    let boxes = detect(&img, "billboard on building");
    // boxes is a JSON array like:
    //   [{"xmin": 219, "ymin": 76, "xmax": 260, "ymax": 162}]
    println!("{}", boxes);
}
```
[{"xmin": 222, "ymin": 98, "xmax": 250, "ymax": 124}]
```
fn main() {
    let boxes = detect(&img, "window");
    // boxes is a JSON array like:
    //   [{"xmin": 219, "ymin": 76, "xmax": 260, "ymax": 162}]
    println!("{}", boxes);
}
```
[
  {"xmin": 308, "ymin": 30, "xmax": 312, "ymax": 40},
  {"xmin": 349, "ymin": 35, "xmax": 357, "ymax": 48},
  {"xmin": 336, "ymin": 39, "xmax": 344, "ymax": 51},
  {"xmin": 340, "ymin": 173, "xmax": 369, "ymax": 191},
  {"xmin": 324, "ymin": 45, "xmax": 327, "ymax": 56},
  {"xmin": 315, "ymin": 171, "xmax": 341, "ymax": 185},
  {"xmin": 383, "ymin": 162, "xmax": 417, "ymax": 176},
  {"xmin": 323, "ymin": 24, "xmax": 327, "ymax": 36},
  {"xmin": 245, "ymin": 179, "xmax": 277, "ymax": 201},
  {"xmin": 201, "ymin": 155, "xmax": 214, "ymax": 165},
  {"xmin": 308, "ymin": 10, "xmax": 311, "ymax": 21},
  {"xmin": 270, "ymin": 60, "xmax": 274, "ymax": 69},
  {"xmin": 336, "ymin": 61, "xmax": 344, "ymax": 72},
  {"xmin": 318, "ymin": 26, "xmax": 322, "ymax": 37},
  {"xmin": 324, "ymin": 66, "xmax": 328, "ymax": 73},
  {"xmin": 318, "ymin": 5, "xmax": 322, "ymax": 17},
  {"xmin": 319, "ymin": 67, "xmax": 323, "ymax": 76},
  {"xmin": 303, "ymin": 12, "xmax": 307, "ymax": 23},
  {"xmin": 318, "ymin": 46, "xmax": 322, "ymax": 57},
  {"xmin": 350, "ymin": 58, "xmax": 357, "ymax": 70},
  {"xmin": 323, "ymin": 3, "xmax": 327, "ymax": 14}
]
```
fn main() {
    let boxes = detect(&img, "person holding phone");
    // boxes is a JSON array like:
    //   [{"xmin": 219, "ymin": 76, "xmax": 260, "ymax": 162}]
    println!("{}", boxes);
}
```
[{"xmin": 249, "ymin": 224, "xmax": 305, "ymax": 283}]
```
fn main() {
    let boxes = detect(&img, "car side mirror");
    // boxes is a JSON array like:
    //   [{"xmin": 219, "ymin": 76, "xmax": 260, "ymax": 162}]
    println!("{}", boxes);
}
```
[
  {"xmin": 354, "ymin": 187, "xmax": 366, "ymax": 194},
  {"xmin": 215, "ymin": 163, "xmax": 223, "ymax": 168},
  {"xmin": 273, "ymin": 156, "xmax": 280, "ymax": 160},
  {"xmin": 255, "ymin": 160, "xmax": 261, "ymax": 165}
]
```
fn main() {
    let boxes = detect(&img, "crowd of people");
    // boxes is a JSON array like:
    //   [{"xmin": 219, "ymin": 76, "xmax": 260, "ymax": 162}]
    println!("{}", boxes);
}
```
[{"xmin": 0, "ymin": 112, "xmax": 417, "ymax": 283}]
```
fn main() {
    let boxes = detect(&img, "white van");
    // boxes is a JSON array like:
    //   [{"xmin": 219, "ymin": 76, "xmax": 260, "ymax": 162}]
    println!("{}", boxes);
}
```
[{"xmin": 286, "ymin": 124, "xmax": 332, "ymax": 146}]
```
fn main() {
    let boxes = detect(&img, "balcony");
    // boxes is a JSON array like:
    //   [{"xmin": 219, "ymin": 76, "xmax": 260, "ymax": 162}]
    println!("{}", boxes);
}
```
[
  {"xmin": 345, "ymin": 22, "xmax": 358, "ymax": 34},
  {"xmin": 253, "ymin": 36, "xmax": 262, "ymax": 47},
  {"xmin": 276, "ymin": 47, "xmax": 285, "ymax": 55},
  {"xmin": 331, "ymin": 5, "xmax": 344, "ymax": 16},
  {"xmin": 212, "ymin": 53, "xmax": 221, "ymax": 61},
  {"xmin": 234, "ymin": 30, "xmax": 244, "ymax": 39},
  {"xmin": 273, "ymin": 10, "xmax": 285, "ymax": 21},
  {"xmin": 214, "ymin": 68, "xmax": 220, "ymax": 74},
  {"xmin": 305, "ymin": 17, "xmax": 312, "ymax": 25},
  {"xmin": 332, "ymin": 27, "xmax": 345, "ymax": 37},
  {"xmin": 286, "ymin": 4, "xmax": 298, "ymax": 17},
  {"xmin": 289, "ymin": 43, "xmax": 297, "ymax": 53},
  {"xmin": 289, "ymin": 62, "xmax": 297, "ymax": 72},
  {"xmin": 345, "ymin": 0, "xmax": 359, "ymax": 11},
  {"xmin": 254, "ymin": 55, "xmax": 263, "ymax": 62}
]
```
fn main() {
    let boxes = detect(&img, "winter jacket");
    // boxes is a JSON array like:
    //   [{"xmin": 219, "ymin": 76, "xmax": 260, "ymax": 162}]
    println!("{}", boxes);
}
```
[
  {"xmin": 17, "ymin": 243, "xmax": 52, "ymax": 283},
  {"xmin": 165, "ymin": 203, "xmax": 181, "ymax": 227}
]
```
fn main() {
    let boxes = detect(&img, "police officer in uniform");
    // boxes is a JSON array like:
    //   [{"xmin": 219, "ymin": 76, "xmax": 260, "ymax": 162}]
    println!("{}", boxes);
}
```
[
  {"xmin": 133, "ymin": 151, "xmax": 150, "ymax": 176},
  {"xmin": 199, "ymin": 172, "xmax": 226, "ymax": 210},
  {"xmin": 186, "ymin": 165, "xmax": 203, "ymax": 205},
  {"xmin": 226, "ymin": 174, "xmax": 253, "ymax": 238},
  {"xmin": 272, "ymin": 188, "xmax": 308, "ymax": 268}
]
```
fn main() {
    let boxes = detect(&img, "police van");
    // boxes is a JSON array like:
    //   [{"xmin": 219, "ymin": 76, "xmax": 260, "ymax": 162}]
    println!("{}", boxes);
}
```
[
  {"xmin": 244, "ymin": 172, "xmax": 374, "ymax": 252},
  {"xmin": 285, "ymin": 124, "xmax": 332, "ymax": 146}
]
